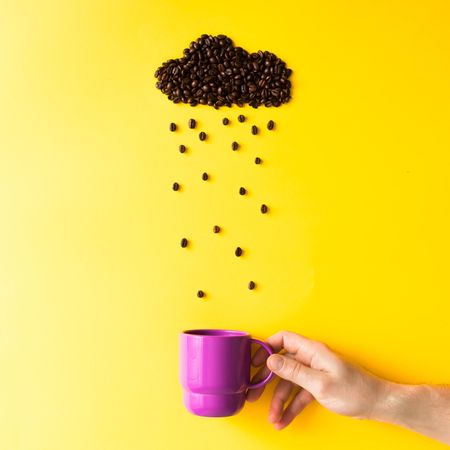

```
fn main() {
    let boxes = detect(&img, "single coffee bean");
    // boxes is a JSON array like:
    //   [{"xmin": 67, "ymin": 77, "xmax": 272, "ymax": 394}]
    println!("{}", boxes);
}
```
[
  {"xmin": 202, "ymin": 172, "xmax": 209, "ymax": 181},
  {"xmin": 181, "ymin": 238, "xmax": 188, "ymax": 248},
  {"xmin": 213, "ymin": 225, "xmax": 221, "ymax": 233},
  {"xmin": 238, "ymin": 115, "xmax": 245, "ymax": 123},
  {"xmin": 199, "ymin": 131, "xmax": 206, "ymax": 141},
  {"xmin": 261, "ymin": 204, "xmax": 268, "ymax": 214},
  {"xmin": 251, "ymin": 125, "xmax": 258, "ymax": 135},
  {"xmin": 179, "ymin": 144, "xmax": 186, "ymax": 153},
  {"xmin": 239, "ymin": 187, "xmax": 246, "ymax": 195},
  {"xmin": 267, "ymin": 120, "xmax": 275, "ymax": 130},
  {"xmin": 248, "ymin": 281, "xmax": 256, "ymax": 290},
  {"xmin": 235, "ymin": 246, "xmax": 243, "ymax": 257},
  {"xmin": 173, "ymin": 182, "xmax": 180, "ymax": 191},
  {"xmin": 231, "ymin": 141, "xmax": 239, "ymax": 151},
  {"xmin": 222, "ymin": 118, "xmax": 229, "ymax": 125},
  {"xmin": 169, "ymin": 122, "xmax": 177, "ymax": 132},
  {"xmin": 197, "ymin": 290, "xmax": 205, "ymax": 298},
  {"xmin": 255, "ymin": 157, "xmax": 262, "ymax": 164},
  {"xmin": 188, "ymin": 118, "xmax": 196, "ymax": 129}
]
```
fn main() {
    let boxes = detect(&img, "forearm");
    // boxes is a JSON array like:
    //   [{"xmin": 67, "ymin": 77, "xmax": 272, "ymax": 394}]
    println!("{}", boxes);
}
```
[{"xmin": 372, "ymin": 381, "xmax": 450, "ymax": 445}]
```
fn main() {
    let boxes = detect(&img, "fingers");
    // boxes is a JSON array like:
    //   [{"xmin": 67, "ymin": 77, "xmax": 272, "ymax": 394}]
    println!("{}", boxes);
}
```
[
  {"xmin": 268, "ymin": 379, "xmax": 296, "ymax": 423},
  {"xmin": 273, "ymin": 389, "xmax": 314, "ymax": 430},
  {"xmin": 266, "ymin": 331, "xmax": 338, "ymax": 371},
  {"xmin": 267, "ymin": 354, "xmax": 327, "ymax": 394},
  {"xmin": 246, "ymin": 365, "xmax": 271, "ymax": 402}
]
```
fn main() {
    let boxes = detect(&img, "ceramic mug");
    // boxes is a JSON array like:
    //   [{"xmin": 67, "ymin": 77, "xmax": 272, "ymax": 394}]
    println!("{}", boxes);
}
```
[{"xmin": 179, "ymin": 329, "xmax": 274, "ymax": 417}]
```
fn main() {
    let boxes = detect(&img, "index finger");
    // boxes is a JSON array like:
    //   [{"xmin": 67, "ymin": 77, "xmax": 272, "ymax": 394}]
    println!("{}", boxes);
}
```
[{"xmin": 252, "ymin": 330, "xmax": 338, "ymax": 372}]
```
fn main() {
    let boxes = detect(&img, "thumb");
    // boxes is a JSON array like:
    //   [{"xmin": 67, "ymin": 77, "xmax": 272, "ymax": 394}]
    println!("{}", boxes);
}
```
[{"xmin": 267, "ymin": 354, "xmax": 324, "ymax": 394}]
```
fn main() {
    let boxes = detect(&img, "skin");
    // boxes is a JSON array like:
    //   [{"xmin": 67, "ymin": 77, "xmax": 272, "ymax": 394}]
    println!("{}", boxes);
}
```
[{"xmin": 247, "ymin": 331, "xmax": 450, "ymax": 445}]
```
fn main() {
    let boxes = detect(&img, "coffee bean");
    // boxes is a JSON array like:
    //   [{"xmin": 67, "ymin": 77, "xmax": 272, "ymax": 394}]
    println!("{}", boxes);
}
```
[
  {"xmin": 260, "ymin": 204, "xmax": 268, "ymax": 214},
  {"xmin": 238, "ymin": 115, "xmax": 246, "ymax": 123},
  {"xmin": 179, "ymin": 144, "xmax": 186, "ymax": 153},
  {"xmin": 197, "ymin": 290, "xmax": 205, "ymax": 298},
  {"xmin": 199, "ymin": 131, "xmax": 206, "ymax": 141},
  {"xmin": 173, "ymin": 182, "xmax": 180, "ymax": 191},
  {"xmin": 267, "ymin": 120, "xmax": 275, "ymax": 130},
  {"xmin": 202, "ymin": 172, "xmax": 209, "ymax": 181},
  {"xmin": 251, "ymin": 125, "xmax": 258, "ymax": 135},
  {"xmin": 231, "ymin": 141, "xmax": 239, "ymax": 151},
  {"xmin": 188, "ymin": 118, "xmax": 196, "ymax": 129},
  {"xmin": 213, "ymin": 225, "xmax": 221, "ymax": 233},
  {"xmin": 181, "ymin": 238, "xmax": 188, "ymax": 248},
  {"xmin": 235, "ymin": 246, "xmax": 243, "ymax": 257},
  {"xmin": 169, "ymin": 122, "xmax": 177, "ymax": 132},
  {"xmin": 248, "ymin": 281, "xmax": 256, "ymax": 290},
  {"xmin": 222, "ymin": 118, "xmax": 229, "ymax": 125},
  {"xmin": 239, "ymin": 187, "xmax": 246, "ymax": 195},
  {"xmin": 255, "ymin": 157, "xmax": 262, "ymax": 164},
  {"xmin": 155, "ymin": 35, "xmax": 293, "ymax": 108}
]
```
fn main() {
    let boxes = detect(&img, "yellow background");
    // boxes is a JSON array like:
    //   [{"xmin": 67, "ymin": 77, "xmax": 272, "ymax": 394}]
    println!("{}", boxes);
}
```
[{"xmin": 1, "ymin": 0, "xmax": 449, "ymax": 449}]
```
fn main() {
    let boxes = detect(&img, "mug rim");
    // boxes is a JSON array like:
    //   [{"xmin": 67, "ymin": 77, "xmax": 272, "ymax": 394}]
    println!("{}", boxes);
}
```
[{"xmin": 182, "ymin": 329, "xmax": 249, "ymax": 338}]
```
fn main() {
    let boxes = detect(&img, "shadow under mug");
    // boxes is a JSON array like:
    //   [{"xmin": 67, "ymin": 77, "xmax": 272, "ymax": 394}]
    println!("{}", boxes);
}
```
[{"xmin": 179, "ymin": 329, "xmax": 274, "ymax": 417}]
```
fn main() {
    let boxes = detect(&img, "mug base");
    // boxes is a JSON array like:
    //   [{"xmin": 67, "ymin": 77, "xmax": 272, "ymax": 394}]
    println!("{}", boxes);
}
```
[{"xmin": 183, "ymin": 391, "xmax": 245, "ymax": 417}]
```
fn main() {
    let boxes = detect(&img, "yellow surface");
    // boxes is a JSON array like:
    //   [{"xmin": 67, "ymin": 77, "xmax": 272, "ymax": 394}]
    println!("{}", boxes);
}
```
[{"xmin": 1, "ymin": 0, "xmax": 450, "ymax": 449}]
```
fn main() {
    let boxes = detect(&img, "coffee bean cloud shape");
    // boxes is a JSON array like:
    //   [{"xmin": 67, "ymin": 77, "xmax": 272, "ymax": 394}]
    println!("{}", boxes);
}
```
[{"xmin": 155, "ymin": 34, "xmax": 292, "ymax": 108}]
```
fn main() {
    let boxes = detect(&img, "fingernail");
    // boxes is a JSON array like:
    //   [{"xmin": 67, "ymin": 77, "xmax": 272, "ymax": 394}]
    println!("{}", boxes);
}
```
[{"xmin": 268, "ymin": 354, "xmax": 283, "ymax": 371}]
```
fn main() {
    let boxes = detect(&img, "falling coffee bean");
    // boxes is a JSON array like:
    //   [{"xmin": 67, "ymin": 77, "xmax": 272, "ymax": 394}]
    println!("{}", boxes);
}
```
[
  {"xmin": 222, "ymin": 118, "xmax": 229, "ymax": 125},
  {"xmin": 231, "ymin": 141, "xmax": 239, "ymax": 151},
  {"xmin": 188, "ymin": 118, "xmax": 196, "ymax": 129},
  {"xmin": 248, "ymin": 281, "xmax": 256, "ymax": 290},
  {"xmin": 255, "ymin": 157, "xmax": 262, "ymax": 164},
  {"xmin": 251, "ymin": 125, "xmax": 258, "ymax": 135},
  {"xmin": 267, "ymin": 120, "xmax": 275, "ymax": 130},
  {"xmin": 197, "ymin": 290, "xmax": 205, "ymax": 298},
  {"xmin": 238, "ymin": 115, "xmax": 246, "ymax": 123},
  {"xmin": 213, "ymin": 225, "xmax": 221, "ymax": 233},
  {"xmin": 235, "ymin": 246, "xmax": 243, "ymax": 257},
  {"xmin": 181, "ymin": 238, "xmax": 188, "ymax": 248},
  {"xmin": 169, "ymin": 122, "xmax": 177, "ymax": 132},
  {"xmin": 172, "ymin": 182, "xmax": 180, "ymax": 191},
  {"xmin": 261, "ymin": 204, "xmax": 268, "ymax": 214},
  {"xmin": 202, "ymin": 172, "xmax": 209, "ymax": 181},
  {"xmin": 179, "ymin": 144, "xmax": 186, "ymax": 153},
  {"xmin": 199, "ymin": 131, "xmax": 206, "ymax": 141},
  {"xmin": 239, "ymin": 187, "xmax": 246, "ymax": 195}
]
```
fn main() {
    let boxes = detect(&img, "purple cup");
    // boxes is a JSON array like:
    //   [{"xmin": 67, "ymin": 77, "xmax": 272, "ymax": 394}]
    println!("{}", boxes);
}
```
[{"xmin": 179, "ymin": 329, "xmax": 274, "ymax": 417}]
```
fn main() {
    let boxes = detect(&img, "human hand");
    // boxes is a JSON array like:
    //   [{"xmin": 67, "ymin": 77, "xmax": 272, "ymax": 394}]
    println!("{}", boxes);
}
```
[{"xmin": 247, "ymin": 331, "xmax": 387, "ymax": 430}]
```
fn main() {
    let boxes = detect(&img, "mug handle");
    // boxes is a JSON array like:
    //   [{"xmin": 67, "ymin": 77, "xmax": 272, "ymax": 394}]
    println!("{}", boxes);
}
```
[{"xmin": 247, "ymin": 338, "xmax": 275, "ymax": 389}]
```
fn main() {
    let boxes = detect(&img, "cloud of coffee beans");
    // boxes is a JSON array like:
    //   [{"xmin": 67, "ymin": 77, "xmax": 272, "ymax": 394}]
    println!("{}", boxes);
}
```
[{"xmin": 155, "ymin": 34, "xmax": 292, "ymax": 108}]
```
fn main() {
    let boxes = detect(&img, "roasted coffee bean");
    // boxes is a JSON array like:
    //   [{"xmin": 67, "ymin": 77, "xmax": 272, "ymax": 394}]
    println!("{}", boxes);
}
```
[
  {"xmin": 155, "ymin": 35, "xmax": 292, "ymax": 108},
  {"xmin": 179, "ymin": 144, "xmax": 186, "ymax": 153},
  {"xmin": 251, "ymin": 125, "xmax": 258, "ymax": 135},
  {"xmin": 169, "ymin": 122, "xmax": 177, "ymax": 132},
  {"xmin": 238, "ymin": 114, "xmax": 246, "ymax": 123},
  {"xmin": 202, "ymin": 172, "xmax": 209, "ymax": 181},
  {"xmin": 222, "ymin": 118, "xmax": 230, "ymax": 125},
  {"xmin": 199, "ymin": 131, "xmax": 206, "ymax": 141},
  {"xmin": 248, "ymin": 281, "xmax": 256, "ymax": 290},
  {"xmin": 235, "ymin": 246, "xmax": 243, "ymax": 257},
  {"xmin": 255, "ymin": 157, "xmax": 262, "ymax": 164},
  {"xmin": 188, "ymin": 118, "xmax": 196, "ymax": 129},
  {"xmin": 173, "ymin": 182, "xmax": 180, "ymax": 191},
  {"xmin": 231, "ymin": 141, "xmax": 239, "ymax": 151},
  {"xmin": 239, "ymin": 187, "xmax": 246, "ymax": 195},
  {"xmin": 197, "ymin": 290, "xmax": 205, "ymax": 298},
  {"xmin": 267, "ymin": 120, "xmax": 275, "ymax": 130},
  {"xmin": 213, "ymin": 225, "xmax": 221, "ymax": 233},
  {"xmin": 181, "ymin": 238, "xmax": 188, "ymax": 248},
  {"xmin": 261, "ymin": 204, "xmax": 268, "ymax": 214}
]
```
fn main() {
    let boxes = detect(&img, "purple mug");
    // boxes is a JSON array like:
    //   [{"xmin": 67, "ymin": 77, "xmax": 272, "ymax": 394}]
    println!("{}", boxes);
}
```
[{"xmin": 179, "ymin": 329, "xmax": 274, "ymax": 417}]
